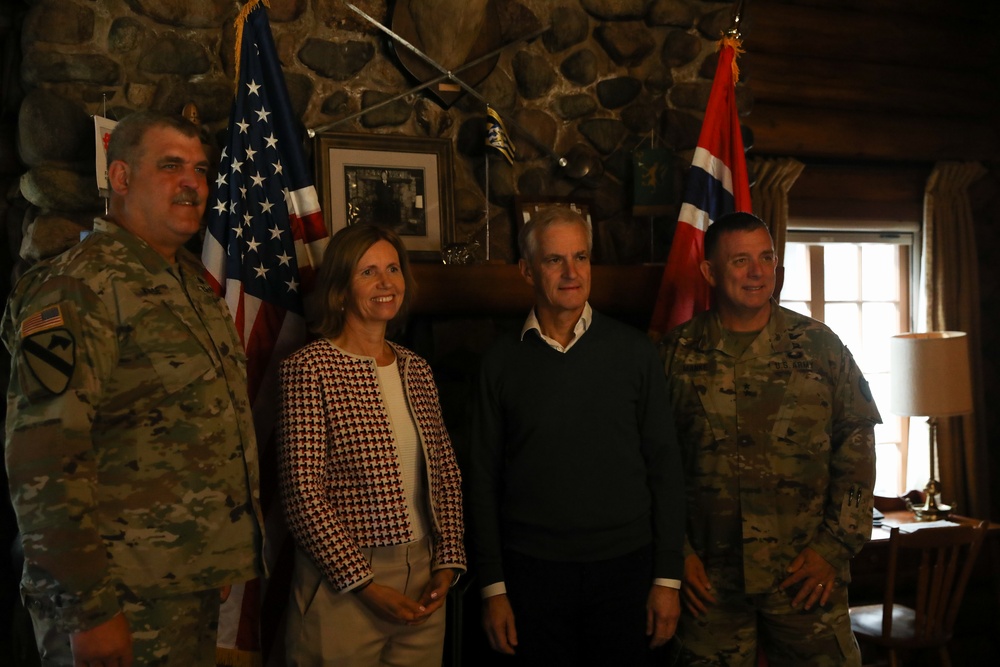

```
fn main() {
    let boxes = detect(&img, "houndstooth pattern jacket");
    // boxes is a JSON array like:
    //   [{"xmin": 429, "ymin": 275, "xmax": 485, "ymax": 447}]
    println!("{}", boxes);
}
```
[{"xmin": 277, "ymin": 338, "xmax": 466, "ymax": 591}]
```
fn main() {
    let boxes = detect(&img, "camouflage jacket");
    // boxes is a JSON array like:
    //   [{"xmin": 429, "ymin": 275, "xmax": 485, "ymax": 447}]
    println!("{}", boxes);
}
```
[
  {"xmin": 661, "ymin": 303, "xmax": 879, "ymax": 593},
  {"xmin": 2, "ymin": 218, "xmax": 263, "ymax": 633}
]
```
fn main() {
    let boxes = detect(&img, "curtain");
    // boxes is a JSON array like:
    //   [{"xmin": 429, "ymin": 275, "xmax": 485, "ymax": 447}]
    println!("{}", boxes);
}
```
[
  {"xmin": 748, "ymin": 157, "xmax": 805, "ymax": 301},
  {"xmin": 923, "ymin": 161, "xmax": 989, "ymax": 518}
]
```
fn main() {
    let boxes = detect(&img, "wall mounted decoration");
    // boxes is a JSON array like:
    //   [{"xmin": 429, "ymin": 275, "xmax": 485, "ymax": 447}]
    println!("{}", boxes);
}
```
[
  {"xmin": 388, "ymin": 0, "xmax": 502, "ymax": 108},
  {"xmin": 316, "ymin": 132, "xmax": 455, "ymax": 261}
]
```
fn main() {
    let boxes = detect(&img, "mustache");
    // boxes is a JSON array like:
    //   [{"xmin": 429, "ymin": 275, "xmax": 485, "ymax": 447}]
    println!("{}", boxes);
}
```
[{"xmin": 172, "ymin": 188, "xmax": 202, "ymax": 206}]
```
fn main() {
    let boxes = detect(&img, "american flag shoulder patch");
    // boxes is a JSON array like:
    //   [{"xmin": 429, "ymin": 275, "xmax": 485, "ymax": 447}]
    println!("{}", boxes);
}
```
[{"xmin": 21, "ymin": 305, "xmax": 65, "ymax": 338}]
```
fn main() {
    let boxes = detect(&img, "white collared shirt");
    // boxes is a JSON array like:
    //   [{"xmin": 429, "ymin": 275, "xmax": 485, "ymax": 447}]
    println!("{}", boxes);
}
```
[{"xmin": 520, "ymin": 302, "xmax": 593, "ymax": 352}]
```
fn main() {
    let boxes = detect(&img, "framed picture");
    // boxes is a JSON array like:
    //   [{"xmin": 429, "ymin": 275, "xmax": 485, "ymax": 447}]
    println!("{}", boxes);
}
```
[
  {"xmin": 512, "ymin": 195, "xmax": 593, "ymax": 260},
  {"xmin": 315, "ymin": 132, "xmax": 455, "ymax": 261}
]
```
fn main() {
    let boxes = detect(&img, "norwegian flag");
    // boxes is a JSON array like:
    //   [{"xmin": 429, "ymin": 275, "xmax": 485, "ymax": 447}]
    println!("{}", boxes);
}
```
[
  {"xmin": 648, "ymin": 37, "xmax": 752, "ymax": 336},
  {"xmin": 201, "ymin": 0, "xmax": 328, "ymax": 662}
]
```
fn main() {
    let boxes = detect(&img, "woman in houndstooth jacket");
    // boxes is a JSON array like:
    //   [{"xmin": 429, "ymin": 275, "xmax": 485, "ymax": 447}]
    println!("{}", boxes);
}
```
[{"xmin": 278, "ymin": 224, "xmax": 466, "ymax": 667}]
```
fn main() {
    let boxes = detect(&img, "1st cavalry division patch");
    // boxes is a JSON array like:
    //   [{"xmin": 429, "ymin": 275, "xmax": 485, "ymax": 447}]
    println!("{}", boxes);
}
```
[{"xmin": 21, "ymin": 305, "xmax": 75, "ymax": 395}]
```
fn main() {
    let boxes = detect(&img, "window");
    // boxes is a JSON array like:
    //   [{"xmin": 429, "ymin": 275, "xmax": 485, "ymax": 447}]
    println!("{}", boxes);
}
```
[{"xmin": 782, "ymin": 223, "xmax": 921, "ymax": 496}]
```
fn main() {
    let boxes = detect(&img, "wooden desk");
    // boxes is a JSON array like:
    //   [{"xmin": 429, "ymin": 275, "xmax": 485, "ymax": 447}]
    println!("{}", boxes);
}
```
[{"xmin": 851, "ymin": 511, "xmax": 1000, "ymax": 635}]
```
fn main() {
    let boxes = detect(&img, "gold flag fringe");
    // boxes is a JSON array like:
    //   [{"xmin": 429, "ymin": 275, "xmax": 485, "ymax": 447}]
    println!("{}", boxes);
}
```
[
  {"xmin": 232, "ymin": 0, "xmax": 271, "ymax": 92},
  {"xmin": 216, "ymin": 646, "xmax": 263, "ymax": 667},
  {"xmin": 717, "ymin": 35, "xmax": 745, "ymax": 83}
]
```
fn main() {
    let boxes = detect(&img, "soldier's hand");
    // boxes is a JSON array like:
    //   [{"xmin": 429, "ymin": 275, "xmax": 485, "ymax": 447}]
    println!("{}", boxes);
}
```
[
  {"xmin": 779, "ymin": 546, "xmax": 836, "ymax": 610},
  {"xmin": 682, "ymin": 553, "xmax": 717, "ymax": 617},
  {"xmin": 70, "ymin": 612, "xmax": 133, "ymax": 667}
]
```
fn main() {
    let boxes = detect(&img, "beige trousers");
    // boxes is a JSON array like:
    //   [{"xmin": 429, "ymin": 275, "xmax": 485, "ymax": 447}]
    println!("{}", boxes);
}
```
[{"xmin": 285, "ymin": 536, "xmax": 446, "ymax": 667}]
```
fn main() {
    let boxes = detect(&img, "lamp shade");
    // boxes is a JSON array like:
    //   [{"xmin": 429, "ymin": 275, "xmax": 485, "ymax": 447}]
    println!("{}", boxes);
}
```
[{"xmin": 889, "ymin": 331, "xmax": 973, "ymax": 417}]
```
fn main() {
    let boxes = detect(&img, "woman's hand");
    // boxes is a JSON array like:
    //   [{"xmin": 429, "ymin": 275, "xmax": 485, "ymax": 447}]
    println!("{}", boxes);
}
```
[
  {"xmin": 355, "ymin": 582, "xmax": 433, "ymax": 625},
  {"xmin": 416, "ymin": 569, "xmax": 455, "ymax": 616}
]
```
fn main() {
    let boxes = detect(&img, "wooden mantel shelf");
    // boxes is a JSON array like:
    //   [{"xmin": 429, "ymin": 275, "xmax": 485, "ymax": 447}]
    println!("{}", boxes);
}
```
[{"xmin": 410, "ymin": 263, "xmax": 665, "ymax": 324}]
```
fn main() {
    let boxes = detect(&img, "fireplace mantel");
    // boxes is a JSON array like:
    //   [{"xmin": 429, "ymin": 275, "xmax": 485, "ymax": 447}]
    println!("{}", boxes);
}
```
[{"xmin": 410, "ymin": 263, "xmax": 664, "ymax": 325}]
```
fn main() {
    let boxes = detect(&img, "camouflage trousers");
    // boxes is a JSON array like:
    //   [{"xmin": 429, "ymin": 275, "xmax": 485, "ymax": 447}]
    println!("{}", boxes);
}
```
[
  {"xmin": 678, "ymin": 580, "xmax": 860, "ymax": 667},
  {"xmin": 25, "ymin": 586, "xmax": 221, "ymax": 666}
]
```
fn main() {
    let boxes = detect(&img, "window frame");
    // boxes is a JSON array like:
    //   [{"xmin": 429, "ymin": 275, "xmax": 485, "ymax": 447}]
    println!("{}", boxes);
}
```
[{"xmin": 783, "ymin": 219, "xmax": 921, "ymax": 495}]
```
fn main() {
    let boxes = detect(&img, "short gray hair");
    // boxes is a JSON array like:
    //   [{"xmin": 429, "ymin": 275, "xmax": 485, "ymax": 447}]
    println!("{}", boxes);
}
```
[{"xmin": 518, "ymin": 205, "xmax": 593, "ymax": 263}]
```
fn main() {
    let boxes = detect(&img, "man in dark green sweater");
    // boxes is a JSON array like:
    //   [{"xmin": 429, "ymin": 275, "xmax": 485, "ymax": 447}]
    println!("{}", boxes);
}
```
[{"xmin": 468, "ymin": 206, "xmax": 685, "ymax": 666}]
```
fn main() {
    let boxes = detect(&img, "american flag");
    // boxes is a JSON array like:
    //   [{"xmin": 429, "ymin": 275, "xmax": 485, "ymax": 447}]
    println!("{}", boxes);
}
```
[
  {"xmin": 201, "ymin": 0, "xmax": 328, "ymax": 662},
  {"xmin": 648, "ymin": 36, "xmax": 752, "ymax": 336}
]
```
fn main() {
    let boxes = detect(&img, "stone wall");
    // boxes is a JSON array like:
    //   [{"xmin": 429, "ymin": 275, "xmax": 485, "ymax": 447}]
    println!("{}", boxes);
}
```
[{"xmin": 1, "ymin": 0, "xmax": 745, "ymax": 276}]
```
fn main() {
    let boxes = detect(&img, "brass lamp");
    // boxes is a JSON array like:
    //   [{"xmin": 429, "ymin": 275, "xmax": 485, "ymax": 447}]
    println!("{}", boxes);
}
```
[{"xmin": 889, "ymin": 332, "xmax": 974, "ymax": 521}]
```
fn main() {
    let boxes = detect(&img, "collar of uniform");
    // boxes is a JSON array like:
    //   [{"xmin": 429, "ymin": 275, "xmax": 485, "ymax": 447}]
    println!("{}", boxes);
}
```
[
  {"xmin": 520, "ymin": 302, "xmax": 593, "ymax": 344},
  {"xmin": 697, "ymin": 300, "xmax": 788, "ymax": 355},
  {"xmin": 93, "ymin": 217, "xmax": 179, "ymax": 277}
]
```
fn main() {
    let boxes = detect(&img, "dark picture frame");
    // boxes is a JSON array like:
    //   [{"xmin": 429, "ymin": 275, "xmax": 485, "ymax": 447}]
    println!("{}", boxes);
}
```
[{"xmin": 316, "ymin": 132, "xmax": 455, "ymax": 261}]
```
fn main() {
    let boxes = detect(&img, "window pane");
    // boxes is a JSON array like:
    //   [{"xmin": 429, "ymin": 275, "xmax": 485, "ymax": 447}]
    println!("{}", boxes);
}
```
[
  {"xmin": 906, "ymin": 418, "xmax": 931, "ymax": 493},
  {"xmin": 824, "ymin": 245, "xmax": 859, "ymax": 301},
  {"xmin": 825, "ymin": 303, "xmax": 861, "ymax": 353},
  {"xmin": 868, "ymin": 374, "xmax": 898, "ymax": 441},
  {"xmin": 861, "ymin": 303, "xmax": 899, "ymax": 373},
  {"xmin": 781, "ymin": 243, "xmax": 811, "ymax": 301},
  {"xmin": 861, "ymin": 244, "xmax": 898, "ymax": 301},
  {"xmin": 783, "ymin": 301, "xmax": 811, "ymax": 318},
  {"xmin": 874, "ymin": 443, "xmax": 900, "ymax": 497}
]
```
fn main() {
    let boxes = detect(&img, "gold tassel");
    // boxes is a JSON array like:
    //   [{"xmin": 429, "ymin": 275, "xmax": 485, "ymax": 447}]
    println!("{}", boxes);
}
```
[
  {"xmin": 717, "ymin": 35, "xmax": 745, "ymax": 83},
  {"xmin": 216, "ymin": 646, "xmax": 263, "ymax": 667},
  {"xmin": 233, "ymin": 0, "xmax": 271, "ymax": 91}
]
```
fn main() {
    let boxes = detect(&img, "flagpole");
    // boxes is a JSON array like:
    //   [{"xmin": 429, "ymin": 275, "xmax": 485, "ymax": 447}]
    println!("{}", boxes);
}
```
[
  {"xmin": 730, "ymin": 0, "xmax": 747, "ymax": 37},
  {"xmin": 484, "ymin": 139, "xmax": 490, "ymax": 261}
]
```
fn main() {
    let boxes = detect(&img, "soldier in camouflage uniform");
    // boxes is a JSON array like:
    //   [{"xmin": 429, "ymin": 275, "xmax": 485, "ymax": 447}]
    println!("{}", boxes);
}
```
[
  {"xmin": 2, "ymin": 111, "xmax": 263, "ymax": 666},
  {"xmin": 661, "ymin": 212, "xmax": 879, "ymax": 666}
]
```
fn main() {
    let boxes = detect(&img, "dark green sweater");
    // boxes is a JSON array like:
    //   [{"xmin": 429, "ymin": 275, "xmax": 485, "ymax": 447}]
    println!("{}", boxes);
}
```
[{"xmin": 468, "ymin": 311, "xmax": 685, "ymax": 587}]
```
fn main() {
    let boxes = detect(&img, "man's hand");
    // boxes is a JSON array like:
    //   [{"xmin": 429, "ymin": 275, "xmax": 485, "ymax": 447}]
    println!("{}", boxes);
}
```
[
  {"xmin": 482, "ymin": 594, "xmax": 518, "ymax": 655},
  {"xmin": 779, "ymin": 546, "xmax": 837, "ymax": 610},
  {"xmin": 70, "ymin": 612, "xmax": 132, "ymax": 667},
  {"xmin": 682, "ymin": 553, "xmax": 717, "ymax": 617},
  {"xmin": 355, "ymin": 582, "xmax": 431, "ymax": 625},
  {"xmin": 416, "ymin": 569, "xmax": 455, "ymax": 617},
  {"xmin": 646, "ymin": 584, "xmax": 680, "ymax": 648}
]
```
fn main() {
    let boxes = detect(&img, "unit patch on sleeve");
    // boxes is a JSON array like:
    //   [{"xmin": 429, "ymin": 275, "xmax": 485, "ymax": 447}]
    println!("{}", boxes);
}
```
[{"xmin": 20, "ymin": 306, "xmax": 75, "ymax": 395}]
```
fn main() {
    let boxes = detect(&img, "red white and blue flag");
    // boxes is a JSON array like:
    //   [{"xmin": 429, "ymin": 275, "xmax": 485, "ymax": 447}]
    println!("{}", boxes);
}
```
[
  {"xmin": 202, "ymin": 0, "xmax": 328, "ymax": 662},
  {"xmin": 648, "ymin": 37, "xmax": 752, "ymax": 336}
]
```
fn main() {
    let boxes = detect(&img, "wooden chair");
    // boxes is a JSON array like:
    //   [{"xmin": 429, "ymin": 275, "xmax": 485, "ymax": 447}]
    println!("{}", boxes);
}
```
[{"xmin": 849, "ymin": 520, "xmax": 987, "ymax": 667}]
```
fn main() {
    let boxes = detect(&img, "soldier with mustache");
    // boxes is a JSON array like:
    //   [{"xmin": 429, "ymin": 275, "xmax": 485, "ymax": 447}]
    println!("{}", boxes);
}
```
[{"xmin": 3, "ymin": 111, "xmax": 264, "ymax": 666}]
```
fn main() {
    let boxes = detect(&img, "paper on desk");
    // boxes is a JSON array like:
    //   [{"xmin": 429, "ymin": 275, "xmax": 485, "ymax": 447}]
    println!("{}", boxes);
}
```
[{"xmin": 891, "ymin": 520, "xmax": 958, "ymax": 532}]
